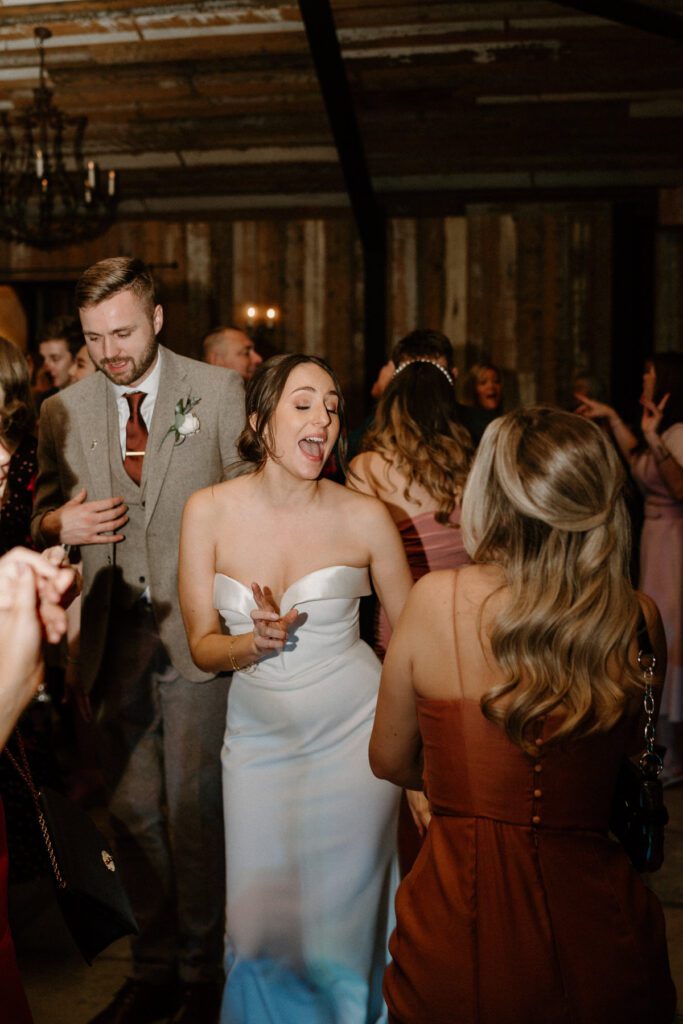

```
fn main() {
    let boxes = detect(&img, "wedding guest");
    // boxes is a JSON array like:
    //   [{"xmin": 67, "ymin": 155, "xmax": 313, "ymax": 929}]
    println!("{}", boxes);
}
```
[
  {"xmin": 348, "ymin": 329, "xmax": 463, "ymax": 463},
  {"xmin": 349, "ymin": 359, "xmax": 473, "ymax": 657},
  {"xmin": 0, "ymin": 546, "xmax": 76, "ymax": 1024},
  {"xmin": 370, "ymin": 407, "xmax": 676, "ymax": 1024},
  {"xmin": 31, "ymin": 257, "xmax": 245, "ymax": 1024},
  {"xmin": 0, "ymin": 339, "xmax": 37, "ymax": 556},
  {"xmin": 461, "ymin": 360, "xmax": 503, "ymax": 441},
  {"xmin": 179, "ymin": 353, "xmax": 412, "ymax": 1023},
  {"xmin": 577, "ymin": 352, "xmax": 683, "ymax": 786},
  {"xmin": 68, "ymin": 343, "xmax": 96, "ymax": 384},
  {"xmin": 36, "ymin": 316, "xmax": 83, "ymax": 406},
  {"xmin": 202, "ymin": 326, "xmax": 262, "ymax": 382},
  {"xmin": 348, "ymin": 358, "xmax": 473, "ymax": 871}
]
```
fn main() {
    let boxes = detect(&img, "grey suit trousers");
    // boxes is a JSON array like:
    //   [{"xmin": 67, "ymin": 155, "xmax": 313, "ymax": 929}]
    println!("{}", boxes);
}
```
[{"xmin": 93, "ymin": 601, "xmax": 228, "ymax": 984}]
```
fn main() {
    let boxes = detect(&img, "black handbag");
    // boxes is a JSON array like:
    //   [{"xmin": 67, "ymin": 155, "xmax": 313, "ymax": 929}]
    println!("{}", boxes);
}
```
[
  {"xmin": 4, "ymin": 731, "xmax": 138, "ymax": 964},
  {"xmin": 608, "ymin": 626, "xmax": 669, "ymax": 873}
]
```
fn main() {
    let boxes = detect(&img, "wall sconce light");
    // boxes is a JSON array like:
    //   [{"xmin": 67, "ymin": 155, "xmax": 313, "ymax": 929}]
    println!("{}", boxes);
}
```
[{"xmin": 245, "ymin": 304, "xmax": 279, "ymax": 331}]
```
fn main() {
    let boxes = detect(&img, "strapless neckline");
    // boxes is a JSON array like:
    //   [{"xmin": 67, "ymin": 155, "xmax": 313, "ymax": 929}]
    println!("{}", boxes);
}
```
[{"xmin": 214, "ymin": 564, "xmax": 369, "ymax": 613}]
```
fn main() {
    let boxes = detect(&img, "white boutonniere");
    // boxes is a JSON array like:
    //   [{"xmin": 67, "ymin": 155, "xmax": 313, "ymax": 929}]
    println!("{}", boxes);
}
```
[{"xmin": 165, "ymin": 395, "xmax": 201, "ymax": 446}]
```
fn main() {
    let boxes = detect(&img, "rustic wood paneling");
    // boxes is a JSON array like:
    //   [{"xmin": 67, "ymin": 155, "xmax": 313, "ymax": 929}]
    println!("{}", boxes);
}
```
[
  {"xmin": 303, "ymin": 220, "xmax": 326, "ymax": 356},
  {"xmin": 655, "ymin": 228, "xmax": 683, "ymax": 354},
  {"xmin": 283, "ymin": 220, "xmax": 306, "ymax": 350},
  {"xmin": 416, "ymin": 218, "xmax": 445, "ymax": 334},
  {"xmin": 0, "ymin": 199, "xmax": 662, "ymax": 422},
  {"xmin": 442, "ymin": 216, "xmax": 468, "ymax": 373},
  {"xmin": 388, "ymin": 219, "xmax": 418, "ymax": 347}
]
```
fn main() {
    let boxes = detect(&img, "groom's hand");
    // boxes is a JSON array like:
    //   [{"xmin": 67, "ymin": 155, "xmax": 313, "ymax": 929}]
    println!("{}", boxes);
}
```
[{"xmin": 40, "ymin": 488, "xmax": 128, "ymax": 546}]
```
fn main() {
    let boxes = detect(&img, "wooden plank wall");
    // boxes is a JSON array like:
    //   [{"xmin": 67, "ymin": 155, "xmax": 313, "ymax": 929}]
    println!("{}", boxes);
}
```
[
  {"xmin": 655, "ymin": 228, "xmax": 683, "ymax": 354},
  {"xmin": 0, "ymin": 201, "xmax": 618, "ymax": 422},
  {"xmin": 389, "ymin": 203, "xmax": 612, "ymax": 409}
]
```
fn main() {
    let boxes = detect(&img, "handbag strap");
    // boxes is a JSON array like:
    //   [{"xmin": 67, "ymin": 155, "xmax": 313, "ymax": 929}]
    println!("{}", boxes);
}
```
[
  {"xmin": 3, "ymin": 730, "xmax": 66, "ymax": 888},
  {"xmin": 635, "ymin": 609, "xmax": 662, "ymax": 778}
]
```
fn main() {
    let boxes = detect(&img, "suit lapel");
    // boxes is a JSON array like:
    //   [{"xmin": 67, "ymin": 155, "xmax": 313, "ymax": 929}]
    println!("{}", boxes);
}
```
[
  {"xmin": 76, "ymin": 373, "xmax": 114, "ymax": 501},
  {"xmin": 143, "ymin": 347, "xmax": 187, "ymax": 527}
]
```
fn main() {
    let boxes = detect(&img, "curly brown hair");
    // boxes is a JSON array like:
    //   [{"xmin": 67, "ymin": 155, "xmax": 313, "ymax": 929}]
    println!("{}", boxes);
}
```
[{"xmin": 362, "ymin": 360, "xmax": 473, "ymax": 524}]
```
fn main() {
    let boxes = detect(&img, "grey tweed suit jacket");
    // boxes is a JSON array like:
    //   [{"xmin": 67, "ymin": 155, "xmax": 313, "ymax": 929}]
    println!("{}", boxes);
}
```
[{"xmin": 31, "ymin": 345, "xmax": 245, "ymax": 692}]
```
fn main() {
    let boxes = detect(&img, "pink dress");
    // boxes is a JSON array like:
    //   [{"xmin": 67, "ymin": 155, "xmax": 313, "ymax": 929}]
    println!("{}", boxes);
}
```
[
  {"xmin": 632, "ymin": 422, "xmax": 683, "ymax": 720},
  {"xmin": 375, "ymin": 507, "xmax": 470, "ymax": 657}
]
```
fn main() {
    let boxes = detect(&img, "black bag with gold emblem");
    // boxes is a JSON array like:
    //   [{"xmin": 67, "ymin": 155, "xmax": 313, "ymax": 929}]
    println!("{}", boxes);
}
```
[{"xmin": 5, "ymin": 732, "xmax": 138, "ymax": 964}]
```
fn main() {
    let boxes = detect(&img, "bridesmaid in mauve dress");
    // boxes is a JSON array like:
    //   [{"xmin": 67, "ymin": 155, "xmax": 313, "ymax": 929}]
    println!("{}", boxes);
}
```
[
  {"xmin": 347, "ymin": 359, "xmax": 473, "ymax": 869},
  {"xmin": 577, "ymin": 352, "xmax": 683, "ymax": 782}
]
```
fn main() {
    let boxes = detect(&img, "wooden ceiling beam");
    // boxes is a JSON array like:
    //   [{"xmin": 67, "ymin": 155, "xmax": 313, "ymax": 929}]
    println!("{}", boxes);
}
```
[
  {"xmin": 297, "ymin": 0, "xmax": 381, "ymax": 247},
  {"xmin": 552, "ymin": 1, "xmax": 683, "ymax": 41},
  {"xmin": 298, "ymin": 0, "xmax": 387, "ymax": 389}
]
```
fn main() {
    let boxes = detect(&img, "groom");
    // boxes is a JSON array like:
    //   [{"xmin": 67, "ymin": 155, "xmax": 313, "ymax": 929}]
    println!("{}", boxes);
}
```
[{"xmin": 32, "ymin": 257, "xmax": 245, "ymax": 1024}]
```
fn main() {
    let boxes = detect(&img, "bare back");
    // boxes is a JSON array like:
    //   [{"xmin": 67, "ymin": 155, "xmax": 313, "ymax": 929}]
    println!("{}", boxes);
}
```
[
  {"xmin": 348, "ymin": 450, "xmax": 448, "ymax": 525},
  {"xmin": 405, "ymin": 564, "xmax": 665, "ymax": 713}
]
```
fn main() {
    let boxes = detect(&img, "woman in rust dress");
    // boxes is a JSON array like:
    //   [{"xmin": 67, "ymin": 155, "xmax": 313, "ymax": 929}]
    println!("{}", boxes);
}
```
[{"xmin": 370, "ymin": 408, "xmax": 676, "ymax": 1024}]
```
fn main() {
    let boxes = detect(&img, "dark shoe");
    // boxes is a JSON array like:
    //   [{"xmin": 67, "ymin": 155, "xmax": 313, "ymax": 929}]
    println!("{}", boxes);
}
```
[
  {"xmin": 89, "ymin": 979, "xmax": 182, "ymax": 1024},
  {"xmin": 168, "ymin": 982, "xmax": 223, "ymax": 1024}
]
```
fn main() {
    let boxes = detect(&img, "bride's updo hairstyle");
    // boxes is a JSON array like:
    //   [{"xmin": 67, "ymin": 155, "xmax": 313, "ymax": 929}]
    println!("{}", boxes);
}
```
[
  {"xmin": 461, "ymin": 406, "xmax": 643, "ymax": 753},
  {"xmin": 238, "ymin": 353, "xmax": 349, "ymax": 473}
]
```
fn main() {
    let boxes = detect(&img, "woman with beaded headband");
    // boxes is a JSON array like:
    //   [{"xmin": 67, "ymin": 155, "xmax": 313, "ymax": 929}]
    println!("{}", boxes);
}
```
[
  {"xmin": 348, "ymin": 358, "xmax": 473, "ymax": 658},
  {"xmin": 179, "ymin": 353, "xmax": 412, "ymax": 1024},
  {"xmin": 347, "ymin": 358, "xmax": 474, "ymax": 870},
  {"xmin": 369, "ymin": 407, "xmax": 675, "ymax": 1024}
]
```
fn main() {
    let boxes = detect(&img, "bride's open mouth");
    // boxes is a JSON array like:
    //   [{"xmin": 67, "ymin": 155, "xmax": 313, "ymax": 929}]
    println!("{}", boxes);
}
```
[{"xmin": 298, "ymin": 436, "xmax": 326, "ymax": 461}]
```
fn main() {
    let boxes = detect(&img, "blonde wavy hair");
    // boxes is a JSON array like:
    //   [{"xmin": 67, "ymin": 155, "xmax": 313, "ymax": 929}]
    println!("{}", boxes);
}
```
[
  {"xmin": 363, "ymin": 360, "xmax": 473, "ymax": 524},
  {"xmin": 461, "ymin": 407, "xmax": 643, "ymax": 753}
]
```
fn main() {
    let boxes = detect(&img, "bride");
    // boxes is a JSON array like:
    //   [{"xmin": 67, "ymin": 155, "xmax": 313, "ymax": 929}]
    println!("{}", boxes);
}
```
[{"xmin": 179, "ymin": 353, "xmax": 412, "ymax": 1024}]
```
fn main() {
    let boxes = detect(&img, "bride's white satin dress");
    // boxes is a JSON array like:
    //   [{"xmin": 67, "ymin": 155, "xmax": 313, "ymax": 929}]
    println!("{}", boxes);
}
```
[{"xmin": 214, "ymin": 565, "xmax": 399, "ymax": 1024}]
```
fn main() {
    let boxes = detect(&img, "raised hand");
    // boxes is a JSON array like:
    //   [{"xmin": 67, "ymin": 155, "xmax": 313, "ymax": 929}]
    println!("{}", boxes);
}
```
[
  {"xmin": 574, "ymin": 394, "xmax": 616, "ymax": 422},
  {"xmin": 42, "ymin": 488, "xmax": 128, "ymax": 546},
  {"xmin": 250, "ymin": 582, "xmax": 299, "ymax": 656},
  {"xmin": 0, "ymin": 547, "xmax": 74, "ymax": 645},
  {"xmin": 641, "ymin": 392, "xmax": 669, "ymax": 438}
]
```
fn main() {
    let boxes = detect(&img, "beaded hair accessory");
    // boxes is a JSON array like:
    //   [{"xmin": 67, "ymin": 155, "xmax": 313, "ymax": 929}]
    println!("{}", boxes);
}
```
[{"xmin": 393, "ymin": 358, "xmax": 455, "ymax": 388}]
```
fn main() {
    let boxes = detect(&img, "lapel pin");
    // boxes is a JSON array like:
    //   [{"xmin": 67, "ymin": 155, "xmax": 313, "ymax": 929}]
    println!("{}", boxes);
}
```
[{"xmin": 90, "ymin": 441, "xmax": 98, "ymax": 450}]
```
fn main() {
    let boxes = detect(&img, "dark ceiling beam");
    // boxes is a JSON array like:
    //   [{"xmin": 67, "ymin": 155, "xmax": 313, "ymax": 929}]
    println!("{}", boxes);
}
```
[
  {"xmin": 553, "ymin": 1, "xmax": 683, "ymax": 41},
  {"xmin": 297, "ymin": 0, "xmax": 387, "ymax": 394}
]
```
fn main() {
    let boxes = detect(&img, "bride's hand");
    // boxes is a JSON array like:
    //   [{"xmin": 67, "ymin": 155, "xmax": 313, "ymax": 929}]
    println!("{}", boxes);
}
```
[{"xmin": 250, "ymin": 583, "xmax": 299, "ymax": 656}]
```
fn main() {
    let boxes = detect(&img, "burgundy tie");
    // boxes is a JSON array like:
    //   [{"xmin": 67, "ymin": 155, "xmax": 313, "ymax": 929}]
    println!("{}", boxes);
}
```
[{"xmin": 123, "ymin": 391, "xmax": 148, "ymax": 485}]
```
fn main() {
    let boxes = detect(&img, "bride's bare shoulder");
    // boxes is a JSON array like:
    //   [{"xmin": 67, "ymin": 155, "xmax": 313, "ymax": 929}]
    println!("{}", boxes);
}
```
[
  {"xmin": 183, "ymin": 473, "xmax": 256, "ymax": 520},
  {"xmin": 322, "ymin": 477, "xmax": 390, "ymax": 520}
]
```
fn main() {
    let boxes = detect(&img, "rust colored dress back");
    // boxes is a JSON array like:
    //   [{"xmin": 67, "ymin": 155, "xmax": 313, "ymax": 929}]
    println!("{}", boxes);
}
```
[{"xmin": 384, "ymin": 698, "xmax": 677, "ymax": 1024}]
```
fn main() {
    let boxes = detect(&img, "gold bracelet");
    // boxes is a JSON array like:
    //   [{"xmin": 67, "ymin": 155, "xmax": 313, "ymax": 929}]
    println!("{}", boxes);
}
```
[
  {"xmin": 227, "ymin": 636, "xmax": 240, "ymax": 673},
  {"xmin": 227, "ymin": 635, "xmax": 257, "ymax": 674}
]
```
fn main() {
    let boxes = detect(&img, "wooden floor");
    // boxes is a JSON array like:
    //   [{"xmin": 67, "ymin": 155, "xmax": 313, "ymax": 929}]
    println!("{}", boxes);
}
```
[{"xmin": 12, "ymin": 788, "xmax": 683, "ymax": 1023}]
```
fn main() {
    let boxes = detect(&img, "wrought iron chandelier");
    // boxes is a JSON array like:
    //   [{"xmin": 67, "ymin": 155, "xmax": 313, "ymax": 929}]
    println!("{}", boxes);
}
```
[{"xmin": 0, "ymin": 27, "xmax": 118, "ymax": 250}]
